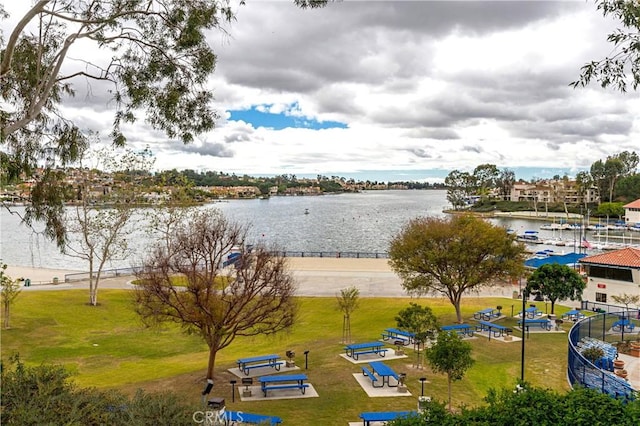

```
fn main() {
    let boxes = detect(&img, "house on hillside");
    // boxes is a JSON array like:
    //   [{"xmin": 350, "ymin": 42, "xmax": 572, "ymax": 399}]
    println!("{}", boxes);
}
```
[
  {"xmin": 623, "ymin": 199, "xmax": 640, "ymax": 226},
  {"xmin": 578, "ymin": 247, "xmax": 640, "ymax": 306}
]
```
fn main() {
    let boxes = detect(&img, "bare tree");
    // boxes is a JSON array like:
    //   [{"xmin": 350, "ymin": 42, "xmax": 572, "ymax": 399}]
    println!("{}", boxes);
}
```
[
  {"xmin": 336, "ymin": 286, "xmax": 359, "ymax": 344},
  {"xmin": 134, "ymin": 208, "xmax": 297, "ymax": 381},
  {"xmin": 63, "ymin": 148, "xmax": 153, "ymax": 306}
]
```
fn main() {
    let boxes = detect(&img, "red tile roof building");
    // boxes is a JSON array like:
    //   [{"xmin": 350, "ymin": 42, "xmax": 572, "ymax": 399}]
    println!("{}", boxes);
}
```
[
  {"xmin": 579, "ymin": 247, "xmax": 640, "ymax": 305},
  {"xmin": 623, "ymin": 198, "xmax": 640, "ymax": 226}
]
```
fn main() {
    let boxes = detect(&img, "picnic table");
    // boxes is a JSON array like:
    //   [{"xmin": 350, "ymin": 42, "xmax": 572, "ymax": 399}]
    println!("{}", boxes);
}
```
[
  {"xmin": 237, "ymin": 354, "xmax": 281, "ymax": 375},
  {"xmin": 359, "ymin": 411, "xmax": 415, "ymax": 425},
  {"xmin": 518, "ymin": 318, "xmax": 552, "ymax": 331},
  {"xmin": 345, "ymin": 342, "xmax": 386, "ymax": 360},
  {"xmin": 381, "ymin": 328, "xmax": 415, "ymax": 346},
  {"xmin": 612, "ymin": 319, "xmax": 635, "ymax": 332},
  {"xmin": 222, "ymin": 411, "xmax": 282, "ymax": 425},
  {"xmin": 259, "ymin": 374, "xmax": 309, "ymax": 397},
  {"xmin": 475, "ymin": 320, "xmax": 512, "ymax": 340},
  {"xmin": 473, "ymin": 308, "xmax": 499, "ymax": 321},
  {"xmin": 369, "ymin": 361, "xmax": 400, "ymax": 387},
  {"xmin": 519, "ymin": 306, "xmax": 543, "ymax": 319},
  {"xmin": 441, "ymin": 324, "xmax": 474, "ymax": 337},
  {"xmin": 561, "ymin": 309, "xmax": 585, "ymax": 321}
]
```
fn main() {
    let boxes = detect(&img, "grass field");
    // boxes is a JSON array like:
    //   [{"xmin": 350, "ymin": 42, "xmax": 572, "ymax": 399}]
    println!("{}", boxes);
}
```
[{"xmin": 1, "ymin": 290, "xmax": 575, "ymax": 425}]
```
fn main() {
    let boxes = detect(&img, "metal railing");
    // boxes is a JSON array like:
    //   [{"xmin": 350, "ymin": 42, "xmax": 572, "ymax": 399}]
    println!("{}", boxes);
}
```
[
  {"xmin": 567, "ymin": 310, "xmax": 639, "ymax": 401},
  {"xmin": 63, "ymin": 251, "xmax": 390, "ymax": 281}
]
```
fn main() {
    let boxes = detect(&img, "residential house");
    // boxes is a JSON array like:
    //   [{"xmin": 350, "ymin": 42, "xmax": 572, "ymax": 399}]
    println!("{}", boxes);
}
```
[{"xmin": 578, "ymin": 247, "xmax": 640, "ymax": 305}]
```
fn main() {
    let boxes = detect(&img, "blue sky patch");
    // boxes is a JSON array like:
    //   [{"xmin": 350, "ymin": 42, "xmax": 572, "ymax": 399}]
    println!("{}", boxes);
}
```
[{"xmin": 228, "ymin": 103, "xmax": 348, "ymax": 130}]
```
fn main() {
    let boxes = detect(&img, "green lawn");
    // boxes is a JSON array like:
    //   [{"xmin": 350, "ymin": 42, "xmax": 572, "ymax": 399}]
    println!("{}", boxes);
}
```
[{"xmin": 1, "ymin": 290, "xmax": 576, "ymax": 425}]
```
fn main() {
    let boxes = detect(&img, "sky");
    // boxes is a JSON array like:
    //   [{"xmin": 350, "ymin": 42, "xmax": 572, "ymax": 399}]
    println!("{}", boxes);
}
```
[{"xmin": 3, "ymin": 1, "xmax": 640, "ymax": 183}]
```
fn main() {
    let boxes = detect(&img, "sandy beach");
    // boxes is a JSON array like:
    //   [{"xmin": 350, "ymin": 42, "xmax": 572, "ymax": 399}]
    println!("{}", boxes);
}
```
[{"xmin": 5, "ymin": 257, "xmax": 520, "ymax": 299}]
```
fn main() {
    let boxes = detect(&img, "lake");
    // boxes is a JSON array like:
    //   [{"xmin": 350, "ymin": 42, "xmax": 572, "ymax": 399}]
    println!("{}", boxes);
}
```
[{"xmin": 0, "ymin": 190, "xmax": 609, "ymax": 270}]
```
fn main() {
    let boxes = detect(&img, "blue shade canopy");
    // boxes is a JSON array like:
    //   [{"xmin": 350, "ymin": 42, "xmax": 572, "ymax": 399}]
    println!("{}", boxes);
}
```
[{"xmin": 524, "ymin": 252, "xmax": 587, "ymax": 269}]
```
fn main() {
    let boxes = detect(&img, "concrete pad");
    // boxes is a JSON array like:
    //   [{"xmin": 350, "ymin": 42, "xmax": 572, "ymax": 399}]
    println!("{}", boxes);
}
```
[
  {"xmin": 473, "ymin": 330, "xmax": 522, "ymax": 343},
  {"xmin": 339, "ymin": 349, "xmax": 408, "ymax": 364},
  {"xmin": 238, "ymin": 384, "xmax": 319, "ymax": 401},
  {"xmin": 351, "ymin": 373, "xmax": 413, "ymax": 398},
  {"xmin": 227, "ymin": 362, "xmax": 300, "ymax": 379}
]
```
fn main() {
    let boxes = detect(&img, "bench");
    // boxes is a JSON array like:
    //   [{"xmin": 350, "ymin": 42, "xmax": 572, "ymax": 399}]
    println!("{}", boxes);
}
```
[
  {"xmin": 441, "ymin": 324, "xmax": 474, "ymax": 337},
  {"xmin": 345, "ymin": 342, "xmax": 386, "ymax": 360},
  {"xmin": 237, "ymin": 354, "xmax": 282, "ymax": 375},
  {"xmin": 519, "ymin": 306, "xmax": 543, "ymax": 319},
  {"xmin": 361, "ymin": 366, "xmax": 382, "ymax": 387},
  {"xmin": 612, "ymin": 320, "xmax": 635, "ymax": 332},
  {"xmin": 473, "ymin": 308, "xmax": 498, "ymax": 321},
  {"xmin": 518, "ymin": 318, "xmax": 552, "ymax": 331},
  {"xmin": 381, "ymin": 332, "xmax": 410, "ymax": 345},
  {"xmin": 359, "ymin": 411, "xmax": 416, "ymax": 425},
  {"xmin": 561, "ymin": 309, "xmax": 585, "ymax": 321},
  {"xmin": 382, "ymin": 328, "xmax": 415, "ymax": 345},
  {"xmin": 475, "ymin": 320, "xmax": 511, "ymax": 339},
  {"xmin": 259, "ymin": 374, "xmax": 308, "ymax": 397}
]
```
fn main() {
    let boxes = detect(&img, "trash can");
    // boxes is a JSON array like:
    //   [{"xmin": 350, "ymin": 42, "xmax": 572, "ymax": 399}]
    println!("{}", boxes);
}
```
[
  {"xmin": 24, "ymin": 278, "xmax": 31, "ymax": 287},
  {"xmin": 53, "ymin": 277, "xmax": 59, "ymax": 284}
]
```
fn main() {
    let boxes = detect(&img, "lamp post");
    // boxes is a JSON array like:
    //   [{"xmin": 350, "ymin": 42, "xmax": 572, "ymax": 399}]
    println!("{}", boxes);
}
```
[
  {"xmin": 304, "ymin": 350, "xmax": 309, "ymax": 370},
  {"xmin": 419, "ymin": 377, "xmax": 427, "ymax": 396},
  {"xmin": 230, "ymin": 380, "xmax": 237, "ymax": 403},
  {"xmin": 520, "ymin": 288, "xmax": 527, "ymax": 382}
]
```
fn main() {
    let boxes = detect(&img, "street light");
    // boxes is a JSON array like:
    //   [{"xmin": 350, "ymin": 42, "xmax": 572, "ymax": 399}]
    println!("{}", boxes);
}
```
[
  {"xmin": 520, "ymin": 288, "xmax": 528, "ymax": 382},
  {"xmin": 230, "ymin": 380, "xmax": 237, "ymax": 403},
  {"xmin": 419, "ymin": 377, "xmax": 427, "ymax": 396}
]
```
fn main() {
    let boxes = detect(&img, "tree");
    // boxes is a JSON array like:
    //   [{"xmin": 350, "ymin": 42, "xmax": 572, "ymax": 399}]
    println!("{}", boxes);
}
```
[
  {"xmin": 575, "ymin": 171, "xmax": 594, "ymax": 210},
  {"xmin": 388, "ymin": 214, "xmax": 526, "ymax": 323},
  {"xmin": 336, "ymin": 286, "xmax": 359, "ymax": 344},
  {"xmin": 0, "ymin": 262, "xmax": 21, "ymax": 328},
  {"xmin": 472, "ymin": 164, "xmax": 499, "ymax": 202},
  {"xmin": 596, "ymin": 201, "xmax": 625, "ymax": 222},
  {"xmin": 615, "ymin": 174, "xmax": 640, "ymax": 202},
  {"xmin": 496, "ymin": 168, "xmax": 516, "ymax": 201},
  {"xmin": 610, "ymin": 293, "xmax": 640, "ymax": 318},
  {"xmin": 0, "ymin": 0, "xmax": 327, "ymax": 248},
  {"xmin": 425, "ymin": 331, "xmax": 474, "ymax": 413},
  {"xmin": 63, "ymin": 148, "xmax": 153, "ymax": 306},
  {"xmin": 525, "ymin": 263, "xmax": 586, "ymax": 314},
  {"xmin": 395, "ymin": 303, "xmax": 439, "ymax": 368},
  {"xmin": 133, "ymin": 208, "xmax": 297, "ymax": 382},
  {"xmin": 444, "ymin": 170, "xmax": 475, "ymax": 210},
  {"xmin": 571, "ymin": 0, "xmax": 640, "ymax": 93}
]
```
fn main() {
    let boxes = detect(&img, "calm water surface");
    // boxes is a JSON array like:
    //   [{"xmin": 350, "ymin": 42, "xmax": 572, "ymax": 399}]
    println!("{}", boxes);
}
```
[{"xmin": 1, "ymin": 190, "xmax": 603, "ymax": 270}]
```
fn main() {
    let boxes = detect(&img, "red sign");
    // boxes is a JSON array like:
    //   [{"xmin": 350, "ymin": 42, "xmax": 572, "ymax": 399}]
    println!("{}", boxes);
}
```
[{"xmin": 597, "ymin": 283, "xmax": 606, "ymax": 289}]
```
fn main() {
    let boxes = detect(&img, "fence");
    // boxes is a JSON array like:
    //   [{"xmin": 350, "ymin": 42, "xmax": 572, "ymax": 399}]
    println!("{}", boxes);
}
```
[{"xmin": 567, "ymin": 310, "xmax": 639, "ymax": 401}]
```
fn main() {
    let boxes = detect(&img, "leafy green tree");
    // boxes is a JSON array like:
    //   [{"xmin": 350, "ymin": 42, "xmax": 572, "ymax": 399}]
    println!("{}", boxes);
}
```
[
  {"xmin": 525, "ymin": 263, "xmax": 586, "ymax": 314},
  {"xmin": 395, "ymin": 303, "xmax": 439, "ymax": 368},
  {"xmin": 425, "ymin": 331, "xmax": 474, "ymax": 412},
  {"xmin": 0, "ymin": 262, "xmax": 21, "ymax": 329},
  {"xmin": 388, "ymin": 214, "xmax": 526, "ymax": 323},
  {"xmin": 596, "ymin": 201, "xmax": 625, "ymax": 221},
  {"xmin": 337, "ymin": 286, "xmax": 360, "ymax": 344},
  {"xmin": 610, "ymin": 293, "xmax": 640, "ymax": 319},
  {"xmin": 575, "ymin": 170, "xmax": 594, "ymax": 210},
  {"xmin": 0, "ymin": 0, "xmax": 327, "ymax": 248},
  {"xmin": 572, "ymin": 0, "xmax": 640, "ymax": 93},
  {"xmin": 0, "ymin": 355, "xmax": 198, "ymax": 425},
  {"xmin": 615, "ymin": 173, "xmax": 640, "ymax": 202},
  {"xmin": 134, "ymin": 208, "xmax": 297, "ymax": 382},
  {"xmin": 390, "ymin": 386, "xmax": 640, "ymax": 425},
  {"xmin": 472, "ymin": 164, "xmax": 500, "ymax": 202},
  {"xmin": 444, "ymin": 170, "xmax": 475, "ymax": 210}
]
